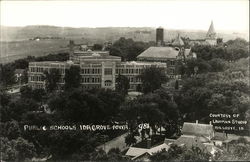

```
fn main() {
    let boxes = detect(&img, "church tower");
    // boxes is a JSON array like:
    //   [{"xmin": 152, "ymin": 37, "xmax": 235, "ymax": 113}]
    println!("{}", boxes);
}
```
[{"xmin": 205, "ymin": 21, "xmax": 217, "ymax": 45}]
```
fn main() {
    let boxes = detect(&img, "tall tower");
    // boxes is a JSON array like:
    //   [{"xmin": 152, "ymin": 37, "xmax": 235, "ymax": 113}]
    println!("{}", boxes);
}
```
[
  {"xmin": 69, "ymin": 40, "xmax": 75, "ymax": 60},
  {"xmin": 172, "ymin": 33, "xmax": 184, "ymax": 47},
  {"xmin": 156, "ymin": 27, "xmax": 164, "ymax": 46},
  {"xmin": 206, "ymin": 21, "xmax": 217, "ymax": 45}
]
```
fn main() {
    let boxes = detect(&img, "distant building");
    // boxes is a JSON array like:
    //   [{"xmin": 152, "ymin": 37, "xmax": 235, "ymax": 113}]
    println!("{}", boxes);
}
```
[
  {"xmin": 189, "ymin": 21, "xmax": 219, "ymax": 46},
  {"xmin": 28, "ymin": 42, "xmax": 166, "ymax": 91},
  {"xmin": 137, "ymin": 46, "xmax": 195, "ymax": 78},
  {"xmin": 125, "ymin": 140, "xmax": 169, "ymax": 161},
  {"xmin": 181, "ymin": 121, "xmax": 215, "ymax": 140},
  {"xmin": 137, "ymin": 27, "xmax": 196, "ymax": 78}
]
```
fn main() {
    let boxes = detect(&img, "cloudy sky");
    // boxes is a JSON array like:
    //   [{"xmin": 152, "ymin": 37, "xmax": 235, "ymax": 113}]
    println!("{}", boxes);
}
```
[{"xmin": 0, "ymin": 0, "xmax": 249, "ymax": 32}]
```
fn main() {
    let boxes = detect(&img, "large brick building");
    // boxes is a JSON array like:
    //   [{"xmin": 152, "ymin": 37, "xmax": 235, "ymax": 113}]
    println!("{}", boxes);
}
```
[{"xmin": 28, "ymin": 48, "xmax": 166, "ymax": 91}]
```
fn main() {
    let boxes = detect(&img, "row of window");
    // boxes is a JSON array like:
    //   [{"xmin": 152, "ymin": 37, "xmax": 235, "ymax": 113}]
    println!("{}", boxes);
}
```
[
  {"xmin": 81, "ymin": 85, "xmax": 101, "ymax": 90},
  {"xmin": 30, "ymin": 75, "xmax": 43, "ymax": 82},
  {"xmin": 81, "ymin": 77, "xmax": 101, "ymax": 83},
  {"xmin": 116, "ymin": 77, "xmax": 141, "ymax": 83},
  {"xmin": 32, "ymin": 83, "xmax": 44, "ymax": 89},
  {"xmin": 104, "ymin": 80, "xmax": 112, "ymax": 86},
  {"xmin": 81, "ymin": 68, "xmax": 101, "ymax": 74},
  {"xmin": 30, "ymin": 67, "xmax": 44, "ymax": 73},
  {"xmin": 116, "ymin": 68, "xmax": 143, "ymax": 74},
  {"xmin": 30, "ymin": 67, "xmax": 65, "ymax": 74}
]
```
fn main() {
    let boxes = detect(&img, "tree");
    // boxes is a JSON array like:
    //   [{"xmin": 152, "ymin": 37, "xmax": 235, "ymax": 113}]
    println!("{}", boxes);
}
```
[
  {"xmin": 209, "ymin": 58, "xmax": 227, "ymax": 72},
  {"xmin": 116, "ymin": 74, "xmax": 129, "ymax": 95},
  {"xmin": 151, "ymin": 144, "xmax": 211, "ymax": 161},
  {"xmin": 92, "ymin": 44, "xmax": 103, "ymax": 51},
  {"xmin": 109, "ymin": 37, "xmax": 151, "ymax": 61},
  {"xmin": 0, "ymin": 137, "xmax": 36, "ymax": 161},
  {"xmin": 125, "ymin": 133, "xmax": 137, "ymax": 146},
  {"xmin": 0, "ymin": 120, "xmax": 21, "ymax": 140},
  {"xmin": 140, "ymin": 67, "xmax": 167, "ymax": 93},
  {"xmin": 64, "ymin": 65, "xmax": 81, "ymax": 90},
  {"xmin": 0, "ymin": 63, "xmax": 15, "ymax": 86},
  {"xmin": 44, "ymin": 68, "xmax": 60, "ymax": 92}
]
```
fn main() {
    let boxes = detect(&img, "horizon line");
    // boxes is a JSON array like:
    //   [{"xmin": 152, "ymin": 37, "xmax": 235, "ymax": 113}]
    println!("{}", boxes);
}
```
[{"xmin": 1, "ymin": 25, "xmax": 248, "ymax": 34}]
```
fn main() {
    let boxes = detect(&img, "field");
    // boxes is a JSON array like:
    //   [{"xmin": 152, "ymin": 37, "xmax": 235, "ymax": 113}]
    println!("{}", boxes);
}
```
[{"xmin": 0, "ymin": 39, "xmax": 87, "ymax": 64}]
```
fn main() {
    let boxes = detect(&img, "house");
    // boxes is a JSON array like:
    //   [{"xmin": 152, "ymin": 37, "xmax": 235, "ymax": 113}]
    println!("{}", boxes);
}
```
[
  {"xmin": 125, "ymin": 142, "xmax": 170, "ymax": 161},
  {"xmin": 181, "ymin": 121, "xmax": 215, "ymax": 140},
  {"xmin": 172, "ymin": 121, "xmax": 222, "ymax": 155}
]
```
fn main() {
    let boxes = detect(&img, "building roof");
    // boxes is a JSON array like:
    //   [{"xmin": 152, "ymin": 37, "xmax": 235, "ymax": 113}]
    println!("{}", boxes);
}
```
[
  {"xmin": 122, "ymin": 61, "xmax": 167, "ymax": 66},
  {"xmin": 172, "ymin": 34, "xmax": 184, "ymax": 46},
  {"xmin": 126, "ymin": 143, "xmax": 169, "ymax": 158},
  {"xmin": 212, "ymin": 132, "xmax": 227, "ymax": 141},
  {"xmin": 174, "ymin": 135, "xmax": 206, "ymax": 150},
  {"xmin": 137, "ymin": 47, "xmax": 179, "ymax": 59},
  {"xmin": 126, "ymin": 147, "xmax": 148, "ymax": 157},
  {"xmin": 182, "ymin": 122, "xmax": 214, "ymax": 137},
  {"xmin": 15, "ymin": 69, "xmax": 25, "ymax": 74}
]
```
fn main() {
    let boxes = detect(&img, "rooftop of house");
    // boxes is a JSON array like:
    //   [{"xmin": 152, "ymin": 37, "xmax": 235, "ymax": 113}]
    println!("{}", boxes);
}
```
[
  {"xmin": 174, "ymin": 134, "xmax": 207, "ymax": 149},
  {"xmin": 137, "ymin": 46, "xmax": 180, "ymax": 59},
  {"xmin": 182, "ymin": 122, "xmax": 214, "ymax": 137},
  {"xmin": 126, "ymin": 143, "xmax": 169, "ymax": 158},
  {"xmin": 14, "ymin": 69, "xmax": 25, "ymax": 74}
]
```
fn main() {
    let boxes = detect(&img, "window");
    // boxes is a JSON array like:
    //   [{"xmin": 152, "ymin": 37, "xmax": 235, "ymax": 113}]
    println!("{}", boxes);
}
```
[
  {"xmin": 104, "ymin": 80, "xmax": 112, "ymax": 86},
  {"xmin": 170, "ymin": 60, "xmax": 175, "ymax": 66},
  {"xmin": 171, "ymin": 69, "xmax": 175, "ymax": 74},
  {"xmin": 104, "ymin": 68, "xmax": 112, "ymax": 75}
]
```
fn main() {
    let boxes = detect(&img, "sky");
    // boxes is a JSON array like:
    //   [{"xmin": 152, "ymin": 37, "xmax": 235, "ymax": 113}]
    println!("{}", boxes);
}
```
[{"xmin": 0, "ymin": 0, "xmax": 249, "ymax": 33}]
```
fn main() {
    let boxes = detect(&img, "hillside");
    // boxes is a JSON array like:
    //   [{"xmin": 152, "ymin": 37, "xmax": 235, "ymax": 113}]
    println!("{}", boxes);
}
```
[
  {"xmin": 0, "ymin": 25, "xmax": 248, "ymax": 64},
  {"xmin": 1, "ymin": 25, "xmax": 248, "ymax": 42}
]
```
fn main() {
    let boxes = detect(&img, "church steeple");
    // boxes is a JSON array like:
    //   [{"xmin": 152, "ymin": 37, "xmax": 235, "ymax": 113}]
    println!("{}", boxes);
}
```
[
  {"xmin": 172, "ymin": 33, "xmax": 184, "ymax": 47},
  {"xmin": 206, "ymin": 21, "xmax": 216, "ymax": 39}
]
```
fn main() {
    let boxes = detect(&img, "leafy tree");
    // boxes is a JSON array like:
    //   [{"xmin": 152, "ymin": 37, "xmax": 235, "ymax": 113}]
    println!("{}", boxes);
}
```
[
  {"xmin": 0, "ymin": 91, "xmax": 10, "ymax": 107},
  {"xmin": 8, "ymin": 98, "xmax": 39, "ymax": 121},
  {"xmin": 0, "ymin": 120, "xmax": 21, "ymax": 140},
  {"xmin": 110, "ymin": 37, "xmax": 151, "ymax": 61},
  {"xmin": 20, "ymin": 86, "xmax": 33, "ymax": 99},
  {"xmin": 0, "ymin": 137, "xmax": 36, "ymax": 161},
  {"xmin": 0, "ymin": 63, "xmax": 15, "ymax": 86},
  {"xmin": 125, "ymin": 133, "xmax": 137, "ymax": 146},
  {"xmin": 92, "ymin": 44, "xmax": 103, "ymax": 51},
  {"xmin": 151, "ymin": 144, "xmax": 211, "ymax": 161},
  {"xmin": 209, "ymin": 58, "xmax": 227, "ymax": 72},
  {"xmin": 116, "ymin": 74, "xmax": 129, "ymax": 95},
  {"xmin": 140, "ymin": 67, "xmax": 167, "ymax": 93},
  {"xmin": 225, "ymin": 38, "xmax": 249, "ymax": 61},
  {"xmin": 107, "ymin": 148, "xmax": 129, "ymax": 161},
  {"xmin": 64, "ymin": 65, "xmax": 81, "ymax": 90},
  {"xmin": 44, "ymin": 68, "xmax": 60, "ymax": 92}
]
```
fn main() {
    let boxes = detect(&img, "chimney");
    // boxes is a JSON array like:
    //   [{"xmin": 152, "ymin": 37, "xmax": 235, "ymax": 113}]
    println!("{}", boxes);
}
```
[
  {"xmin": 196, "ymin": 120, "xmax": 198, "ymax": 124},
  {"xmin": 146, "ymin": 138, "xmax": 152, "ymax": 149}
]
